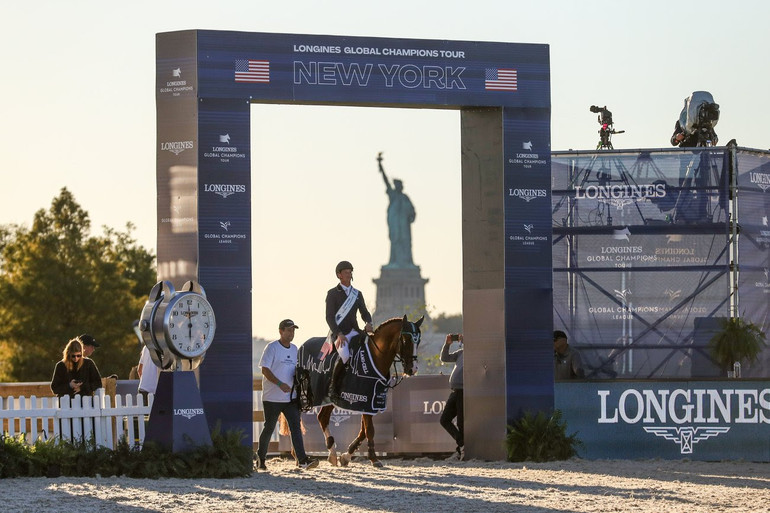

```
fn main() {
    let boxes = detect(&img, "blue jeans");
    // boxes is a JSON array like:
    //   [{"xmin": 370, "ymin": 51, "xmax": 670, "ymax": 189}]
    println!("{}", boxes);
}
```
[{"xmin": 258, "ymin": 400, "xmax": 307, "ymax": 462}]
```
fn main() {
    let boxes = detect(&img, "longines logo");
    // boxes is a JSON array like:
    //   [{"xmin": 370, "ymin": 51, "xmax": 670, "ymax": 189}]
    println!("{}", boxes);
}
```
[
  {"xmin": 203, "ymin": 132, "xmax": 246, "ymax": 162},
  {"xmin": 508, "ymin": 141, "xmax": 547, "ymax": 169},
  {"xmin": 597, "ymin": 387, "xmax": 770, "ymax": 454},
  {"xmin": 161, "ymin": 140, "xmax": 194, "ymax": 155},
  {"xmin": 204, "ymin": 184, "xmax": 246, "ymax": 198},
  {"xmin": 643, "ymin": 426, "xmax": 730, "ymax": 454},
  {"xmin": 341, "ymin": 391, "xmax": 368, "ymax": 404},
  {"xmin": 310, "ymin": 406, "xmax": 352, "ymax": 427},
  {"xmin": 749, "ymin": 172, "xmax": 770, "ymax": 192},
  {"xmin": 575, "ymin": 183, "xmax": 666, "ymax": 210},
  {"xmin": 159, "ymin": 67, "xmax": 193, "ymax": 97},
  {"xmin": 174, "ymin": 408, "xmax": 204, "ymax": 420},
  {"xmin": 508, "ymin": 188, "xmax": 547, "ymax": 202}
]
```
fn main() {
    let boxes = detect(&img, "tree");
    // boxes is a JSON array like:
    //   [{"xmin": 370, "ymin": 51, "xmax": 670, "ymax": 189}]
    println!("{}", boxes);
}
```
[{"xmin": 0, "ymin": 188, "xmax": 156, "ymax": 382}]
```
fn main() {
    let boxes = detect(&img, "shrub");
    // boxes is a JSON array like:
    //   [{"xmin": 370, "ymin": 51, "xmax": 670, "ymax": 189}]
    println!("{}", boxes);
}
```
[
  {"xmin": 0, "ymin": 422, "xmax": 252, "ymax": 479},
  {"xmin": 505, "ymin": 409, "xmax": 582, "ymax": 462},
  {"xmin": 708, "ymin": 317, "xmax": 767, "ymax": 375}
]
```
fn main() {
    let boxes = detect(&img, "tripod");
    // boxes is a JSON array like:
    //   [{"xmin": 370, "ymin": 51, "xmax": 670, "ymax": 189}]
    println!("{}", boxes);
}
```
[
  {"xmin": 589, "ymin": 105, "xmax": 624, "ymax": 150},
  {"xmin": 597, "ymin": 124, "xmax": 625, "ymax": 150}
]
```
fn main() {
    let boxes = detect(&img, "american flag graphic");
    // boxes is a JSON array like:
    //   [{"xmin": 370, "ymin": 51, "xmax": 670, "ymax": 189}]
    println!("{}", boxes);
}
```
[
  {"xmin": 235, "ymin": 59, "xmax": 270, "ymax": 83},
  {"xmin": 485, "ymin": 68, "xmax": 517, "ymax": 91}
]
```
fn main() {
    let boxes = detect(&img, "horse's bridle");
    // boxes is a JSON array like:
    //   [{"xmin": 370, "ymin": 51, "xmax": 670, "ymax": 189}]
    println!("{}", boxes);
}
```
[{"xmin": 387, "ymin": 323, "xmax": 420, "ymax": 387}]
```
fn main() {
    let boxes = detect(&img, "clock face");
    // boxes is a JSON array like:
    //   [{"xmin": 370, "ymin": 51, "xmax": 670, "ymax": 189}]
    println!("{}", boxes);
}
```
[{"xmin": 162, "ymin": 292, "xmax": 216, "ymax": 358}]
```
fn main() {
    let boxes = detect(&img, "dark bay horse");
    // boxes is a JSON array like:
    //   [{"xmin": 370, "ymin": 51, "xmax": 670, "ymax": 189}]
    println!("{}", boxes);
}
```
[{"xmin": 312, "ymin": 315, "xmax": 422, "ymax": 467}]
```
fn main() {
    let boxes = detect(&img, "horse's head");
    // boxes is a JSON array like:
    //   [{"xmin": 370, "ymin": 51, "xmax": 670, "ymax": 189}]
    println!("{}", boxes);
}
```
[{"xmin": 399, "ymin": 315, "xmax": 423, "ymax": 376}]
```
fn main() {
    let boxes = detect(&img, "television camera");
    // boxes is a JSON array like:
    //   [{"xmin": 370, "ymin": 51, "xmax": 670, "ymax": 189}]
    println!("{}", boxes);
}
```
[
  {"xmin": 590, "ymin": 105, "xmax": 625, "ymax": 149},
  {"xmin": 678, "ymin": 91, "xmax": 719, "ymax": 147}
]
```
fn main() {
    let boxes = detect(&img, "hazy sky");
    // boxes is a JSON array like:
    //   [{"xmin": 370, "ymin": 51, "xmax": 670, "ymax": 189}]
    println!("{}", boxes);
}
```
[{"xmin": 2, "ymin": 1, "xmax": 768, "ymax": 339}]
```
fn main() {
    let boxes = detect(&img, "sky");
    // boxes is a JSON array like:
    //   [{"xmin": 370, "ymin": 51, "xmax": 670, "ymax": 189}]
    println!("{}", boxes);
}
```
[{"xmin": 2, "ymin": 1, "xmax": 769, "ymax": 340}]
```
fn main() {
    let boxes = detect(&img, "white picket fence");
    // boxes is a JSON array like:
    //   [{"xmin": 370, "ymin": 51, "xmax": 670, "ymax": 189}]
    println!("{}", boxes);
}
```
[{"xmin": 0, "ymin": 390, "xmax": 153, "ymax": 449}]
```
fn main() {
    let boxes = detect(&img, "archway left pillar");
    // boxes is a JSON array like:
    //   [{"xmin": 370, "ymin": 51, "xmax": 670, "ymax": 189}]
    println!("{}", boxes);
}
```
[{"xmin": 157, "ymin": 30, "xmax": 253, "ymax": 440}]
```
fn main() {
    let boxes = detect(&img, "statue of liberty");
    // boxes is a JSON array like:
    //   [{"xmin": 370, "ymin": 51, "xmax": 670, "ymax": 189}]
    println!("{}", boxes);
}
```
[{"xmin": 377, "ymin": 152, "xmax": 416, "ymax": 268}]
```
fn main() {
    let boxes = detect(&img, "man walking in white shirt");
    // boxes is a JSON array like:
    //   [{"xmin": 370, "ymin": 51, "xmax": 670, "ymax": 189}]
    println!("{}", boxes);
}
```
[{"xmin": 256, "ymin": 319, "xmax": 318, "ymax": 471}]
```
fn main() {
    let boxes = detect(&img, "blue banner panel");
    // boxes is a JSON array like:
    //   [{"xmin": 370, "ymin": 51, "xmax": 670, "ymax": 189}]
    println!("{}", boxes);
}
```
[
  {"xmin": 552, "ymin": 149, "xmax": 731, "ymax": 379},
  {"xmin": 556, "ymin": 380, "xmax": 770, "ymax": 461},
  {"xmin": 736, "ymin": 149, "xmax": 770, "ymax": 376},
  {"xmin": 196, "ymin": 98, "xmax": 252, "ymax": 436},
  {"xmin": 195, "ymin": 31, "xmax": 550, "ymax": 109},
  {"xmin": 503, "ymin": 105, "xmax": 554, "ymax": 422}
]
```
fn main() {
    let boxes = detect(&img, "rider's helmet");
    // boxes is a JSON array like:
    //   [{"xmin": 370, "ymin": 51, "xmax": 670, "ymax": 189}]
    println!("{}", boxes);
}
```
[{"xmin": 335, "ymin": 260, "xmax": 353, "ymax": 275}]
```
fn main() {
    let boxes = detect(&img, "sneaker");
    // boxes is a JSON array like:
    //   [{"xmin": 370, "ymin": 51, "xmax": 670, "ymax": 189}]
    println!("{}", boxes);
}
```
[
  {"xmin": 298, "ymin": 457, "xmax": 319, "ymax": 470},
  {"xmin": 256, "ymin": 457, "xmax": 267, "ymax": 471},
  {"xmin": 457, "ymin": 446, "xmax": 465, "ymax": 461}
]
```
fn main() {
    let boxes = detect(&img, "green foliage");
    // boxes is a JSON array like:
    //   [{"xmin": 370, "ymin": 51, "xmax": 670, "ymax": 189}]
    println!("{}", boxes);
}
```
[
  {"xmin": 432, "ymin": 312, "xmax": 463, "ymax": 334},
  {"xmin": 505, "ymin": 409, "xmax": 582, "ymax": 462},
  {"xmin": 0, "ymin": 423, "xmax": 252, "ymax": 479},
  {"xmin": 0, "ymin": 188, "xmax": 156, "ymax": 381},
  {"xmin": 708, "ymin": 317, "xmax": 767, "ymax": 374}
]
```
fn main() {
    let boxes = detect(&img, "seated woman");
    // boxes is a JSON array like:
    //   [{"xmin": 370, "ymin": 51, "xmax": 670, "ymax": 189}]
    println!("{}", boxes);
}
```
[{"xmin": 50, "ymin": 337, "xmax": 102, "ymax": 398}]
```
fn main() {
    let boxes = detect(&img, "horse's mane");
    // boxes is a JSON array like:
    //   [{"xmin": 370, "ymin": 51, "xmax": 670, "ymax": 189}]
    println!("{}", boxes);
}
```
[{"xmin": 373, "ymin": 317, "xmax": 403, "ymax": 335}]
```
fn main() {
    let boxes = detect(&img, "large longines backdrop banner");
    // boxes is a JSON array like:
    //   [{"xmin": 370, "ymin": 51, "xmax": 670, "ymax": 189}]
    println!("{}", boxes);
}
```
[
  {"xmin": 551, "ymin": 148, "xmax": 732, "ymax": 379},
  {"xmin": 552, "ymin": 147, "xmax": 770, "ymax": 381},
  {"xmin": 157, "ymin": 30, "xmax": 551, "ymax": 439}
]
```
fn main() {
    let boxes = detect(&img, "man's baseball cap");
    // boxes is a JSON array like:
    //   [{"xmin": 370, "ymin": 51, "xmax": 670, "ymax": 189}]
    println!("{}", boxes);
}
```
[
  {"xmin": 78, "ymin": 334, "xmax": 99, "ymax": 347},
  {"xmin": 279, "ymin": 319, "xmax": 299, "ymax": 330}
]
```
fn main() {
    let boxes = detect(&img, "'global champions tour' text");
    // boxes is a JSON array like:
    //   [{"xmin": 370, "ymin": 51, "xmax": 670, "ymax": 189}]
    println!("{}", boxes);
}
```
[{"xmin": 597, "ymin": 387, "xmax": 770, "ymax": 424}]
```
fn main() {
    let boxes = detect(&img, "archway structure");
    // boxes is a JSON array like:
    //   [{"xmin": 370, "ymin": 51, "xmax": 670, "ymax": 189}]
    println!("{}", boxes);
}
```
[{"xmin": 156, "ymin": 30, "xmax": 551, "ymax": 459}]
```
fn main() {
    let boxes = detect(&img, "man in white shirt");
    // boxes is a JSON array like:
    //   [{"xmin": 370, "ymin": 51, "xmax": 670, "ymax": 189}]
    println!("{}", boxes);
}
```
[{"xmin": 256, "ymin": 319, "xmax": 318, "ymax": 471}]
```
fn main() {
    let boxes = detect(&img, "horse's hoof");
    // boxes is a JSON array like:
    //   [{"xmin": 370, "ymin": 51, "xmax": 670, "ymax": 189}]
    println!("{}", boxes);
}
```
[
  {"xmin": 371, "ymin": 460, "xmax": 383, "ymax": 468},
  {"xmin": 328, "ymin": 451, "xmax": 338, "ymax": 466},
  {"xmin": 339, "ymin": 453, "xmax": 351, "ymax": 467}
]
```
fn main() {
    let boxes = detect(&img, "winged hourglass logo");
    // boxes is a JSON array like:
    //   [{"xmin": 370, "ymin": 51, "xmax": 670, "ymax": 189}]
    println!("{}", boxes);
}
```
[{"xmin": 643, "ymin": 426, "xmax": 730, "ymax": 454}]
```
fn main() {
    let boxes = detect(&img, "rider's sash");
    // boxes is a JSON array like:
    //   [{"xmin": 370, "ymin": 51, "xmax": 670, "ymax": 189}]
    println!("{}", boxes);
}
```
[{"xmin": 334, "ymin": 287, "xmax": 359, "ymax": 327}]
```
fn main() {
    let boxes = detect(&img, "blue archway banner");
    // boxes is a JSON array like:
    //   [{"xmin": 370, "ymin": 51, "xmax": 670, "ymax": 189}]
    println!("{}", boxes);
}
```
[{"xmin": 157, "ymin": 30, "xmax": 552, "ymax": 444}]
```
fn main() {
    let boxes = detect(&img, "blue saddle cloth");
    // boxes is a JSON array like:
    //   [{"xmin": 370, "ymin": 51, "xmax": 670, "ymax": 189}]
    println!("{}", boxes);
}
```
[{"xmin": 298, "ymin": 336, "xmax": 390, "ymax": 414}]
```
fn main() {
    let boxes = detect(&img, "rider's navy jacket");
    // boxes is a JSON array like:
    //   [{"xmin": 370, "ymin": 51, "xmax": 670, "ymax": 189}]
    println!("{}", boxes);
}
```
[{"xmin": 325, "ymin": 284, "xmax": 372, "ymax": 339}]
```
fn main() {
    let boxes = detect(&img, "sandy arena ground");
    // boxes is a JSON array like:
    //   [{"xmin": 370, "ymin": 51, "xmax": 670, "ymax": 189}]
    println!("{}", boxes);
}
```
[{"xmin": 1, "ymin": 456, "xmax": 768, "ymax": 512}]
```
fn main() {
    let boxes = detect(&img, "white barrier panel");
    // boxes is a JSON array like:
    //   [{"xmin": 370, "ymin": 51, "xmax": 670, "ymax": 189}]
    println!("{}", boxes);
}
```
[{"xmin": 0, "ymin": 390, "xmax": 153, "ymax": 449}]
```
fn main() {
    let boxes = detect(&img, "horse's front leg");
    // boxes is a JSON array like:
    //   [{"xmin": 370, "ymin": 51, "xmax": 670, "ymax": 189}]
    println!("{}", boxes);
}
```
[
  {"xmin": 339, "ymin": 416, "xmax": 367, "ymax": 467},
  {"xmin": 317, "ymin": 405, "xmax": 338, "ymax": 466},
  {"xmin": 363, "ymin": 414, "xmax": 382, "ymax": 467}
]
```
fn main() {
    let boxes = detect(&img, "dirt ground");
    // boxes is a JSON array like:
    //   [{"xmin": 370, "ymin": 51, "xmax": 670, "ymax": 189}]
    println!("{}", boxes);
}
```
[{"xmin": 1, "ymin": 456, "xmax": 768, "ymax": 512}]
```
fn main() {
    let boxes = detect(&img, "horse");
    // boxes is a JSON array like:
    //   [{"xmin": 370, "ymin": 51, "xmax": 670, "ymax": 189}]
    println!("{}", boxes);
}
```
[{"xmin": 299, "ymin": 315, "xmax": 423, "ymax": 467}]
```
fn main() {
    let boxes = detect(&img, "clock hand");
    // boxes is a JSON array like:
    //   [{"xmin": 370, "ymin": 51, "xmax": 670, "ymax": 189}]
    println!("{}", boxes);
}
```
[{"xmin": 187, "ymin": 303, "xmax": 192, "ymax": 339}]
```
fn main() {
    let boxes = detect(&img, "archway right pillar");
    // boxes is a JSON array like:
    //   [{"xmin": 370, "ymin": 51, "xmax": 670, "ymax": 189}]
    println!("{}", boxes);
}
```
[{"xmin": 461, "ymin": 107, "xmax": 554, "ymax": 460}]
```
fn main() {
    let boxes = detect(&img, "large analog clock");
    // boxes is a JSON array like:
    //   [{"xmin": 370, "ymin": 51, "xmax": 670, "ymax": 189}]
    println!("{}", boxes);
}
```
[
  {"xmin": 163, "ymin": 289, "xmax": 216, "ymax": 359},
  {"xmin": 139, "ymin": 280, "xmax": 216, "ymax": 371}
]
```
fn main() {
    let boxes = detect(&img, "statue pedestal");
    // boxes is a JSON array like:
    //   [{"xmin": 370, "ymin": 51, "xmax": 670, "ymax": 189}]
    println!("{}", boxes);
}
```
[{"xmin": 372, "ymin": 266, "xmax": 429, "ymax": 324}]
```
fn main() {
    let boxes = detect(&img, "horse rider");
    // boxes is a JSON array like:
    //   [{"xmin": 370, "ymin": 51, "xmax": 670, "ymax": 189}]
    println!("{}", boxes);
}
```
[{"xmin": 324, "ymin": 260, "xmax": 373, "ymax": 401}]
